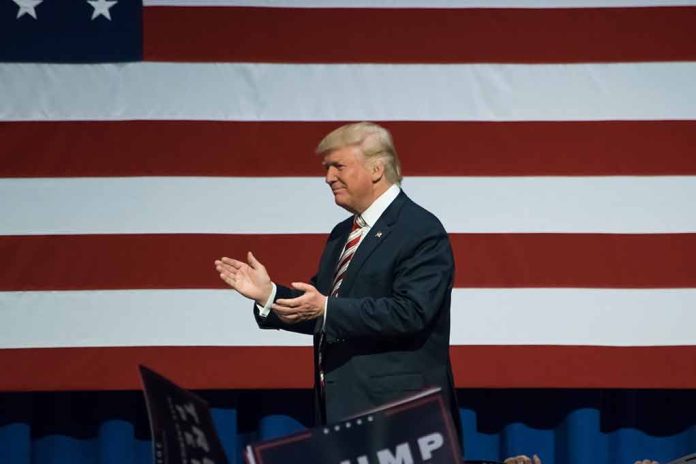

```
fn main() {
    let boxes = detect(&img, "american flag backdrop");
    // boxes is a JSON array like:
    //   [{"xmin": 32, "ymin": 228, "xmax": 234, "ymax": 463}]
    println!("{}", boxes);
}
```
[{"xmin": 1, "ymin": 0, "xmax": 696, "ymax": 392}]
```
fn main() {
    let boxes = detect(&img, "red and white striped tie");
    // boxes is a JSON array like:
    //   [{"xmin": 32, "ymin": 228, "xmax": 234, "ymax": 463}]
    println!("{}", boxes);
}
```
[{"xmin": 330, "ymin": 215, "xmax": 366, "ymax": 297}]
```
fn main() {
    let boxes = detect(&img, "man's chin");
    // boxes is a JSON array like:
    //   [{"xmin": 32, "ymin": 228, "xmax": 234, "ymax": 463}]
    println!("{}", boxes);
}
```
[
  {"xmin": 333, "ymin": 197, "xmax": 348, "ymax": 209},
  {"xmin": 333, "ymin": 196, "xmax": 356, "ymax": 214},
  {"xmin": 332, "ymin": 191, "xmax": 345, "ymax": 204}
]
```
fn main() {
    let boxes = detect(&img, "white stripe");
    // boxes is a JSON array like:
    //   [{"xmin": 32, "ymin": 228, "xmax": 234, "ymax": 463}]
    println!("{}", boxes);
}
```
[
  {"xmin": 1, "ymin": 289, "xmax": 694, "ymax": 348},
  {"xmin": 0, "ymin": 290, "xmax": 308, "ymax": 348},
  {"xmin": 2, "ymin": 176, "xmax": 695, "ymax": 234},
  {"xmin": 2, "ymin": 63, "xmax": 696, "ymax": 122},
  {"xmin": 332, "ymin": 251, "xmax": 355, "ymax": 286},
  {"xmin": 143, "ymin": 0, "xmax": 696, "ymax": 8},
  {"xmin": 340, "ymin": 241, "xmax": 360, "ymax": 262},
  {"xmin": 334, "ymin": 257, "xmax": 352, "ymax": 280},
  {"xmin": 452, "ymin": 288, "xmax": 696, "ymax": 346}
]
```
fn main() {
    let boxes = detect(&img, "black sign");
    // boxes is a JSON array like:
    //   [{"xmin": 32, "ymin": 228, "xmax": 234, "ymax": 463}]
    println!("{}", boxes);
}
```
[
  {"xmin": 139, "ymin": 365, "xmax": 228, "ymax": 464},
  {"xmin": 245, "ymin": 387, "xmax": 461, "ymax": 464}
]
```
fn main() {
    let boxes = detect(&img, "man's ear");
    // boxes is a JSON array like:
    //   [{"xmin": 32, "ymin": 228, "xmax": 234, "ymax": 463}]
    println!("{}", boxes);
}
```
[{"xmin": 371, "ymin": 159, "xmax": 385, "ymax": 183}]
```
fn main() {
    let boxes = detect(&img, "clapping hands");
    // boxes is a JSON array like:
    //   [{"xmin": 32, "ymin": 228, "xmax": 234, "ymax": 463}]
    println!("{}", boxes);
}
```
[{"xmin": 215, "ymin": 252, "xmax": 273, "ymax": 305}]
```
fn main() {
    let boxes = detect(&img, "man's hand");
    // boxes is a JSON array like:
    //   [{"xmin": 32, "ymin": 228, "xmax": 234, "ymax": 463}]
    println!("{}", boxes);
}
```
[
  {"xmin": 272, "ymin": 282, "xmax": 327, "ymax": 324},
  {"xmin": 215, "ymin": 252, "xmax": 273, "ymax": 305}
]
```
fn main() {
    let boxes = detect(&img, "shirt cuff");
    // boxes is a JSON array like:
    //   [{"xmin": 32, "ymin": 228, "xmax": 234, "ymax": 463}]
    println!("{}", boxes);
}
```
[
  {"xmin": 256, "ymin": 283, "xmax": 277, "ymax": 317},
  {"xmin": 321, "ymin": 296, "xmax": 329, "ymax": 332}
]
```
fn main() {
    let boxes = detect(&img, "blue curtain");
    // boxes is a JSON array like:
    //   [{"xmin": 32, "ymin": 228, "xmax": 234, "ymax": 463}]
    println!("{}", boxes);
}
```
[{"xmin": 1, "ymin": 389, "xmax": 695, "ymax": 464}]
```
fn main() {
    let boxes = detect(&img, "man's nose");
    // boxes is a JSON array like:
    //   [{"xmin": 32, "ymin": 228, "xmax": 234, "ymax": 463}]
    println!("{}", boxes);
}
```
[{"xmin": 325, "ymin": 167, "xmax": 336, "ymax": 184}]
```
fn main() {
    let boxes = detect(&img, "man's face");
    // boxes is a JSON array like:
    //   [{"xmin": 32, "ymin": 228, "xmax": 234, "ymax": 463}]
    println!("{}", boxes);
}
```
[{"xmin": 323, "ymin": 145, "xmax": 375, "ymax": 214}]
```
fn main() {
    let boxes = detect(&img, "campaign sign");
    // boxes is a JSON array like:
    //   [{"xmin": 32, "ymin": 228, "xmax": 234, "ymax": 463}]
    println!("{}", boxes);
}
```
[
  {"xmin": 139, "ymin": 365, "xmax": 229, "ymax": 464},
  {"xmin": 245, "ymin": 387, "xmax": 461, "ymax": 464}
]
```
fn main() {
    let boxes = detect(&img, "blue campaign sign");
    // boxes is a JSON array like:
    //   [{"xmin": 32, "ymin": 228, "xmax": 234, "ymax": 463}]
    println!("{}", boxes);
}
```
[{"xmin": 245, "ymin": 388, "xmax": 462, "ymax": 464}]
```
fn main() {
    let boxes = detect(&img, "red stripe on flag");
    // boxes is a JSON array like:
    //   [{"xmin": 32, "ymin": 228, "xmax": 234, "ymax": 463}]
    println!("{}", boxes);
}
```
[
  {"xmin": 2, "ymin": 233, "xmax": 695, "ymax": 290},
  {"xmin": 142, "ymin": 7, "xmax": 696, "ymax": 63},
  {"xmin": 1, "ymin": 345, "xmax": 694, "ymax": 391},
  {"xmin": 452, "ymin": 345, "xmax": 696, "ymax": 388},
  {"xmin": 0, "ymin": 234, "xmax": 322, "ymax": 291},
  {"xmin": 3, "ymin": 121, "xmax": 696, "ymax": 177},
  {"xmin": 453, "ymin": 233, "xmax": 696, "ymax": 288}
]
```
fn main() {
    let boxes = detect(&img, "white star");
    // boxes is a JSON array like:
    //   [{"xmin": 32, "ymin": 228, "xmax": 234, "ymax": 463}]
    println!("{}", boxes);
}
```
[
  {"xmin": 87, "ymin": 0, "xmax": 117, "ymax": 20},
  {"xmin": 13, "ymin": 0, "xmax": 43, "ymax": 19}
]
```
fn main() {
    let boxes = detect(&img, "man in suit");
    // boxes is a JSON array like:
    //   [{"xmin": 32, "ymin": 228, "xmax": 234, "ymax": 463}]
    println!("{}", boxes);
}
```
[{"xmin": 215, "ymin": 122, "xmax": 461, "ymax": 442}]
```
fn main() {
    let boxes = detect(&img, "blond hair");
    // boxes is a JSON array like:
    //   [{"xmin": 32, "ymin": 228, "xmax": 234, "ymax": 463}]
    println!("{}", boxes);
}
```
[{"xmin": 316, "ymin": 122, "xmax": 402, "ymax": 185}]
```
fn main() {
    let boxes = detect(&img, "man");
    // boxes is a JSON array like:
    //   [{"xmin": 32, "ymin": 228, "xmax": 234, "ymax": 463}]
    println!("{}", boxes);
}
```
[{"xmin": 214, "ymin": 122, "xmax": 461, "ymax": 441}]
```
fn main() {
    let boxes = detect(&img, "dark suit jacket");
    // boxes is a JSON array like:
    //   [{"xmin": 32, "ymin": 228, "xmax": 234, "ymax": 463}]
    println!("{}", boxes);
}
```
[{"xmin": 254, "ymin": 191, "xmax": 461, "ymax": 439}]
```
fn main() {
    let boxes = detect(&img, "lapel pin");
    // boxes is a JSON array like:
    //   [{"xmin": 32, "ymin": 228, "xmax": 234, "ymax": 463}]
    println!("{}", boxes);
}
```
[{"xmin": 375, "ymin": 231, "xmax": 383, "ymax": 238}]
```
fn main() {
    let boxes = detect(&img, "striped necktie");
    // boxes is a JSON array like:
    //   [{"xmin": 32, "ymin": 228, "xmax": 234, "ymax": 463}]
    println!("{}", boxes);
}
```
[{"xmin": 330, "ymin": 215, "xmax": 366, "ymax": 297}]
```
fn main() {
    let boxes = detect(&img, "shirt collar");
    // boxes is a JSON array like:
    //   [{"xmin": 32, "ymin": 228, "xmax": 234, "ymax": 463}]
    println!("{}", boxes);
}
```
[{"xmin": 360, "ymin": 184, "xmax": 401, "ymax": 228}]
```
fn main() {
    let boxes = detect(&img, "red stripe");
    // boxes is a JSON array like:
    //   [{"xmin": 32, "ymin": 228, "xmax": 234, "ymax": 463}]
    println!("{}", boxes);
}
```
[
  {"xmin": 142, "ymin": 7, "xmax": 696, "ymax": 63},
  {"xmin": 0, "ymin": 234, "xmax": 322, "ymax": 291},
  {"xmin": 452, "ymin": 233, "xmax": 696, "ymax": 288},
  {"xmin": 3, "ymin": 121, "xmax": 696, "ymax": 177},
  {"xmin": 335, "ymin": 237, "xmax": 361, "ymax": 274},
  {"xmin": 452, "ymin": 345, "xmax": 696, "ymax": 388},
  {"xmin": 337, "ymin": 251, "xmax": 354, "ymax": 273},
  {"xmin": 1, "ymin": 233, "xmax": 695, "ymax": 290},
  {"xmin": 1, "ymin": 345, "xmax": 694, "ymax": 391}
]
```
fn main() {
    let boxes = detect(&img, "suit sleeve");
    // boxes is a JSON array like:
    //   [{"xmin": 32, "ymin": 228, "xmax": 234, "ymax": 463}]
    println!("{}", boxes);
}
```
[
  {"xmin": 323, "ymin": 227, "xmax": 454, "ymax": 342},
  {"xmin": 253, "ymin": 282, "xmax": 317, "ymax": 336}
]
